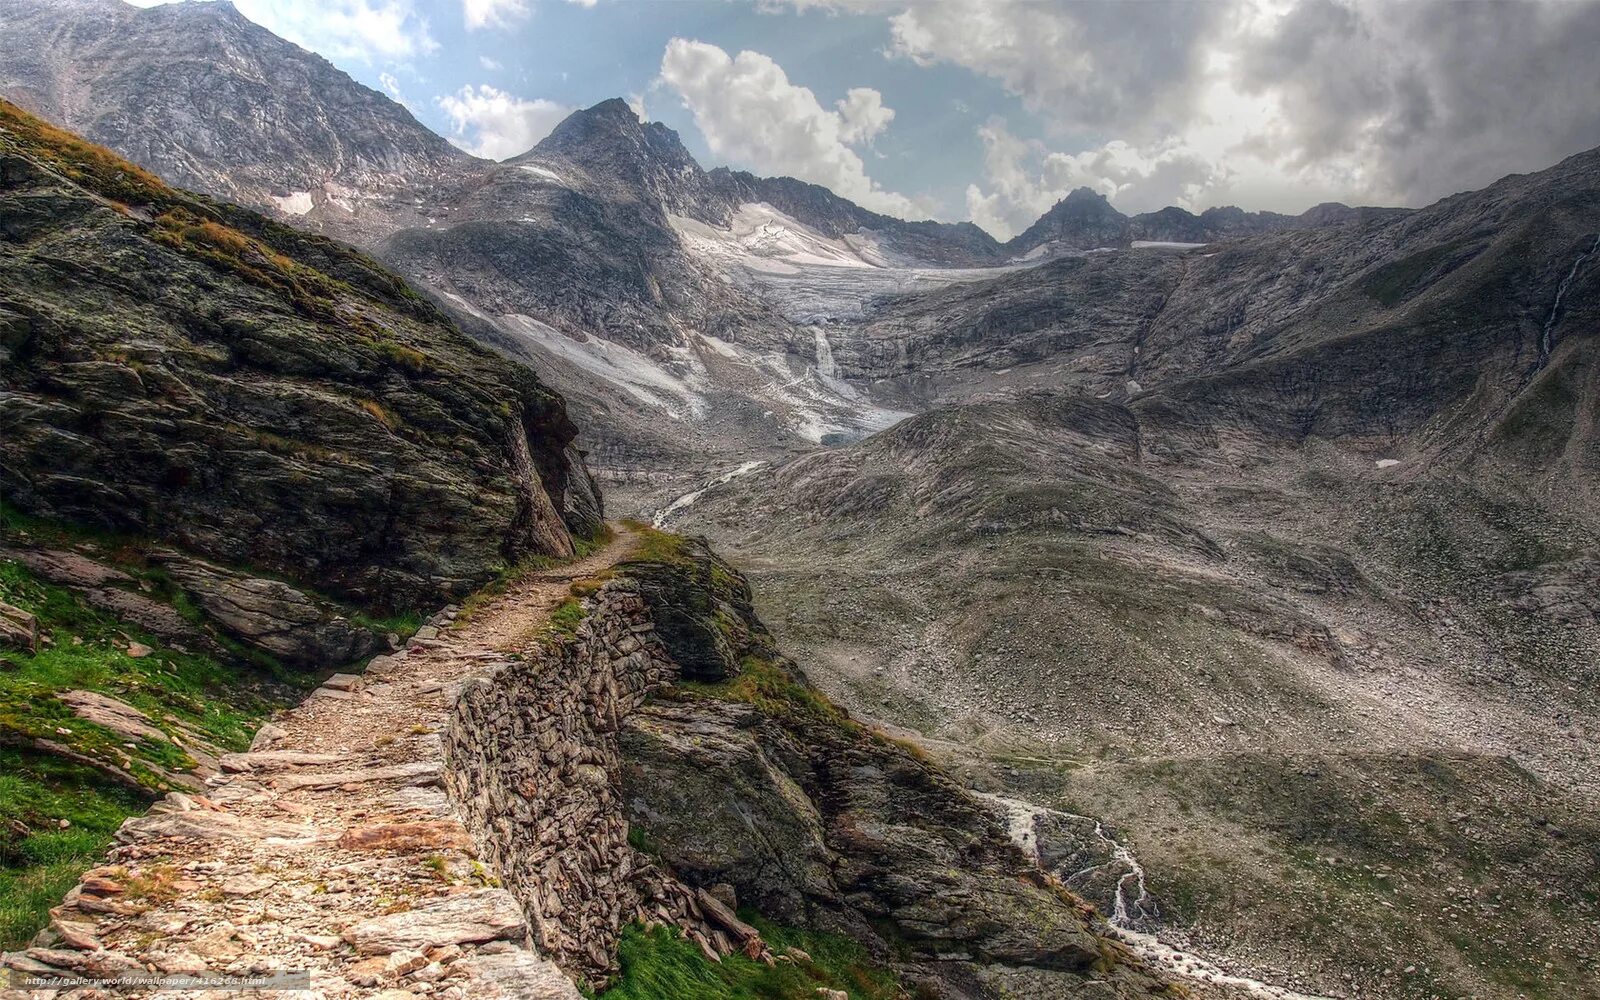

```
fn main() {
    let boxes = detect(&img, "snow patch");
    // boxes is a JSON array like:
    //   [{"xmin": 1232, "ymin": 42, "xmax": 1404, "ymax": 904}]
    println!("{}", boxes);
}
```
[
  {"xmin": 498, "ymin": 313, "xmax": 706, "ymax": 419},
  {"xmin": 1131, "ymin": 240, "xmax": 1208, "ymax": 250},
  {"xmin": 270, "ymin": 191, "xmax": 314, "ymax": 216},
  {"xmin": 517, "ymin": 163, "xmax": 568, "ymax": 186},
  {"xmin": 1374, "ymin": 458, "xmax": 1401, "ymax": 469},
  {"xmin": 653, "ymin": 461, "xmax": 768, "ymax": 527}
]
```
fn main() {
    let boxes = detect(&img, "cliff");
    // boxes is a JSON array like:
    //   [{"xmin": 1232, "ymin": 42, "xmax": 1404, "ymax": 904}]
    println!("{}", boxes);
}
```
[{"xmin": 446, "ymin": 532, "xmax": 1179, "ymax": 999}]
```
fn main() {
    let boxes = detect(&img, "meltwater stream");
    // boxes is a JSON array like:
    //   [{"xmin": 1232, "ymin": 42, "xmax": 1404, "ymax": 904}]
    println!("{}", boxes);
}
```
[
  {"xmin": 976, "ymin": 792, "xmax": 1335, "ymax": 1000},
  {"xmin": 1539, "ymin": 233, "xmax": 1600, "ymax": 366}
]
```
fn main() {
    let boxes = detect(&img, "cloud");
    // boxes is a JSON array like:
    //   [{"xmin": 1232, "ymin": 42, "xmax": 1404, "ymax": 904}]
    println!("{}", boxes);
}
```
[
  {"xmin": 378, "ymin": 71, "xmax": 405, "ymax": 103},
  {"xmin": 479, "ymin": 55, "xmax": 502, "ymax": 71},
  {"xmin": 835, "ymin": 87, "xmax": 894, "ymax": 144},
  {"xmin": 788, "ymin": 0, "xmax": 1600, "ymax": 226},
  {"xmin": 658, "ymin": 38, "xmax": 926, "ymax": 219},
  {"xmin": 964, "ymin": 120, "xmax": 1226, "ymax": 240},
  {"xmin": 462, "ymin": 0, "xmax": 529, "ymax": 30},
  {"xmin": 1229, "ymin": 0, "xmax": 1600, "ymax": 207},
  {"xmin": 437, "ymin": 85, "xmax": 573, "ymax": 160},
  {"xmin": 228, "ymin": 0, "xmax": 436, "ymax": 63},
  {"xmin": 795, "ymin": 0, "xmax": 1227, "ymax": 138}
]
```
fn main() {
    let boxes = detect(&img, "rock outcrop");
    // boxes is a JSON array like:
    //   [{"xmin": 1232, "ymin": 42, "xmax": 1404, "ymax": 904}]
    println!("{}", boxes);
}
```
[{"xmin": 0, "ymin": 100, "xmax": 594, "ymax": 613}]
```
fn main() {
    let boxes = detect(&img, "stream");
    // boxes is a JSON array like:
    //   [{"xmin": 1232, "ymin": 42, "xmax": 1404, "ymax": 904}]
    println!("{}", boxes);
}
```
[
  {"xmin": 976, "ymin": 792, "xmax": 1336, "ymax": 1000},
  {"xmin": 1539, "ymin": 233, "xmax": 1600, "ymax": 366}
]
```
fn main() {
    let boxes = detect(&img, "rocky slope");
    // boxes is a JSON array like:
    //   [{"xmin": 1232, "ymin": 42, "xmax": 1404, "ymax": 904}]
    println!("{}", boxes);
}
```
[
  {"xmin": 0, "ymin": 100, "xmax": 595, "ymax": 614},
  {"xmin": 0, "ymin": 0, "xmax": 1377, "ymax": 487},
  {"xmin": 651, "ymin": 90, "xmax": 1600, "ymax": 1000},
  {"xmin": 665, "ymin": 189, "xmax": 1600, "ymax": 1000},
  {"xmin": 0, "ymin": 101, "xmax": 603, "ymax": 940},
  {"xmin": 0, "ymin": 0, "xmax": 467, "ymax": 222}
]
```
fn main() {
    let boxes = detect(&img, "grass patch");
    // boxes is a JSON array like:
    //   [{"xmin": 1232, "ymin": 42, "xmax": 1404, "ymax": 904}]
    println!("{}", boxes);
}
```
[
  {"xmin": 0, "ymin": 562, "xmax": 274, "ymax": 759},
  {"xmin": 1360, "ymin": 240, "xmax": 1469, "ymax": 306},
  {"xmin": 0, "ymin": 748, "xmax": 150, "ymax": 949},
  {"xmin": 619, "ymin": 521, "xmax": 691, "ymax": 567},
  {"xmin": 547, "ymin": 598, "xmax": 587, "ymax": 639},
  {"xmin": 0, "ymin": 559, "xmax": 285, "ymax": 949},
  {"xmin": 599, "ymin": 919, "xmax": 907, "ymax": 1000},
  {"xmin": 350, "ymin": 609, "xmax": 424, "ymax": 640},
  {"xmin": 678, "ymin": 654, "xmax": 855, "ymax": 731}
]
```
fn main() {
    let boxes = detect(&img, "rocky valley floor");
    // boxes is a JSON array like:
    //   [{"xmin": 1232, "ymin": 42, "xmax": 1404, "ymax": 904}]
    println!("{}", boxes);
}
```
[{"xmin": 655, "ymin": 407, "xmax": 1600, "ymax": 1000}]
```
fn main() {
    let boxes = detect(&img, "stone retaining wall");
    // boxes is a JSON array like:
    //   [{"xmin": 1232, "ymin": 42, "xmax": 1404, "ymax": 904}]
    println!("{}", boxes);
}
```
[{"xmin": 441, "ymin": 578, "xmax": 744, "ymax": 988}]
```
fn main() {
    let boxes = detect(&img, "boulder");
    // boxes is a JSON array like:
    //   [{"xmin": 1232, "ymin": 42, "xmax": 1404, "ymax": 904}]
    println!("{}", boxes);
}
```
[{"xmin": 0, "ymin": 599, "xmax": 38, "ymax": 651}]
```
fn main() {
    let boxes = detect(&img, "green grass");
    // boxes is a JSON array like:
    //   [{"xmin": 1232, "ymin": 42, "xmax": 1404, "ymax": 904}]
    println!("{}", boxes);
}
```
[
  {"xmin": 547, "ymin": 598, "xmax": 587, "ymax": 639},
  {"xmin": 598, "ymin": 919, "xmax": 908, "ymax": 1000},
  {"xmin": 678, "ymin": 654, "xmax": 855, "ymax": 731},
  {"xmin": 618, "ymin": 521, "xmax": 691, "ymax": 567},
  {"xmin": 350, "ymin": 609, "xmax": 425, "ymax": 640},
  {"xmin": 1360, "ymin": 240, "xmax": 1468, "ymax": 306},
  {"xmin": 0, "ymin": 561, "xmax": 274, "ymax": 761},
  {"xmin": 0, "ymin": 748, "xmax": 151, "ymax": 948},
  {"xmin": 0, "ymin": 559, "xmax": 284, "ymax": 949}
]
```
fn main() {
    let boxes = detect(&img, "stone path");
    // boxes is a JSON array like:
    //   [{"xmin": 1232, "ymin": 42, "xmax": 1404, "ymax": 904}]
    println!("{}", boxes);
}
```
[{"xmin": 2, "ymin": 529, "xmax": 638, "ymax": 1000}]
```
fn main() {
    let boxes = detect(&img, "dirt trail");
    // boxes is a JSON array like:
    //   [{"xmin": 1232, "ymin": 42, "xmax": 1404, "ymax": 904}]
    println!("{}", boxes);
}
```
[{"xmin": 1, "ymin": 526, "xmax": 638, "ymax": 1000}]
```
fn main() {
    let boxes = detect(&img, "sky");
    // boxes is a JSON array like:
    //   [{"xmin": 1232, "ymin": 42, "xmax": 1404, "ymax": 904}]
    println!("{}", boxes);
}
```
[{"xmin": 131, "ymin": 0, "xmax": 1600, "ymax": 240}]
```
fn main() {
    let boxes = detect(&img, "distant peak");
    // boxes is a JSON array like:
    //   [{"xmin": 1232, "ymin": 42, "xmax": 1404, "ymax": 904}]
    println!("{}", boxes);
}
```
[
  {"xmin": 1062, "ymin": 186, "xmax": 1112, "ymax": 205},
  {"xmin": 584, "ymin": 97, "xmax": 639, "ymax": 120}
]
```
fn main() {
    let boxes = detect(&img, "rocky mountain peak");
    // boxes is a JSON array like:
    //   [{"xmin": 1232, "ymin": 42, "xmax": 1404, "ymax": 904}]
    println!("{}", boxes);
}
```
[
  {"xmin": 0, "ymin": 0, "xmax": 466, "ymax": 211},
  {"xmin": 523, "ymin": 97, "xmax": 724, "ymax": 217}
]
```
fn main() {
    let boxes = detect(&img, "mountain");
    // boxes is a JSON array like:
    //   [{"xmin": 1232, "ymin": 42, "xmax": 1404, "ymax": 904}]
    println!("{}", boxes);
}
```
[
  {"xmin": 3, "ymin": 2, "xmax": 1600, "ymax": 998},
  {"xmin": 1005, "ymin": 185, "xmax": 1411, "ymax": 255},
  {"xmin": 0, "ymin": 0, "xmax": 467, "ymax": 226},
  {"xmin": 0, "ymin": 0, "xmax": 1412, "ymax": 492}
]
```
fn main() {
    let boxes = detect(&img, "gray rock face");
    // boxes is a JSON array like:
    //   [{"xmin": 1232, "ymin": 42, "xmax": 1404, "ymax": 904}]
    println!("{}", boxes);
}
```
[
  {"xmin": 620, "ymin": 699, "xmax": 1104, "ymax": 975},
  {"xmin": 0, "ymin": 0, "xmax": 467, "ymax": 215},
  {"xmin": 154, "ymin": 552, "xmax": 382, "ymax": 667},
  {"xmin": 0, "ymin": 100, "xmax": 595, "ymax": 612}
]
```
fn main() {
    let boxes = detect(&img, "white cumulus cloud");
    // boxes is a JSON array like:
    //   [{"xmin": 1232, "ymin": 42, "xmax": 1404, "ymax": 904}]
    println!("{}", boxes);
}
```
[
  {"xmin": 437, "ymin": 85, "xmax": 573, "ymax": 160},
  {"xmin": 462, "ymin": 0, "xmax": 529, "ymax": 31},
  {"xmin": 658, "ymin": 38, "xmax": 925, "ymax": 219},
  {"xmin": 835, "ymin": 87, "xmax": 894, "ymax": 144},
  {"xmin": 227, "ymin": 0, "xmax": 437, "ymax": 63}
]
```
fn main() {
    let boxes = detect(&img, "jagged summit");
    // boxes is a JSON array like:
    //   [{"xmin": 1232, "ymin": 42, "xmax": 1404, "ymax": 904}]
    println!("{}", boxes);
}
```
[
  {"xmin": 515, "ymin": 97, "xmax": 725, "ymax": 217},
  {"xmin": 1003, "ymin": 184, "xmax": 1404, "ymax": 253}
]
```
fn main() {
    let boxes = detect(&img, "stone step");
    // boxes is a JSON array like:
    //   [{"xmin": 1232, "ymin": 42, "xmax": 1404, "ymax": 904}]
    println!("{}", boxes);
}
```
[
  {"xmin": 272, "ymin": 761, "xmax": 441, "ymax": 792},
  {"xmin": 218, "ymin": 750, "xmax": 355, "ymax": 772}
]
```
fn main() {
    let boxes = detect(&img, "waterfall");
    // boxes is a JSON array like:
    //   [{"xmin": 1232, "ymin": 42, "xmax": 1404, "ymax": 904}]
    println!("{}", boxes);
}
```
[{"xmin": 1539, "ymin": 234, "xmax": 1600, "ymax": 367}]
